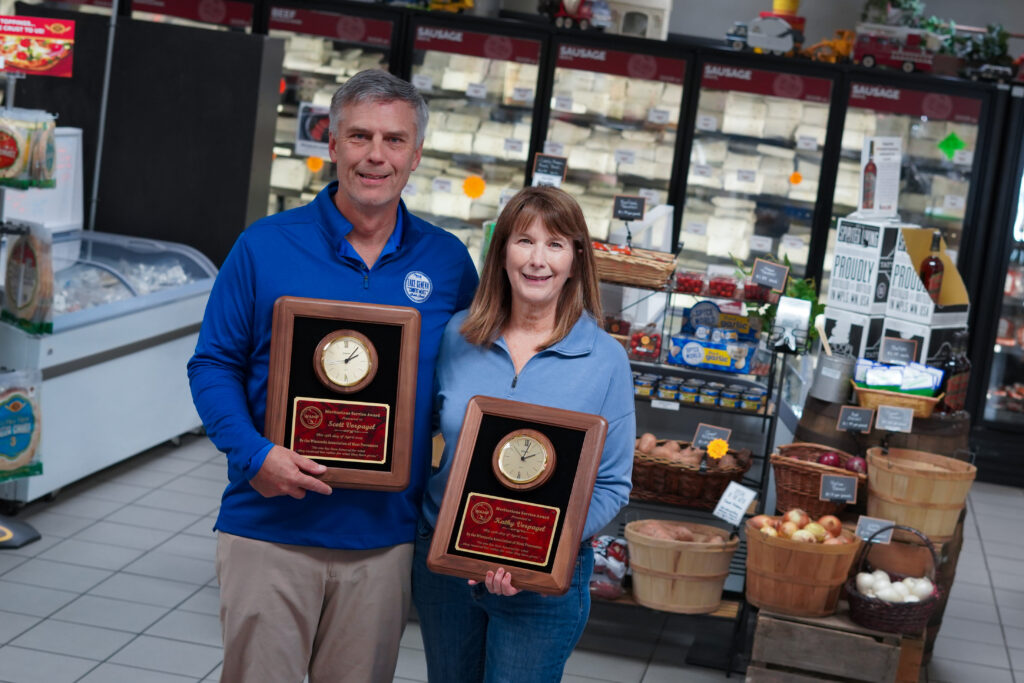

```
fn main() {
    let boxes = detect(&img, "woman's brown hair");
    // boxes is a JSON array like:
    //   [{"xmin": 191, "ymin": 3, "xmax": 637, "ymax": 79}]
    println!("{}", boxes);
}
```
[{"xmin": 460, "ymin": 185, "xmax": 602, "ymax": 348}]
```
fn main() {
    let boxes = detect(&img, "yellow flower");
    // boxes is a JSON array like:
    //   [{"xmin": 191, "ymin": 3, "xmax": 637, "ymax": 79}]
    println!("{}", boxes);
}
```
[{"xmin": 706, "ymin": 439, "xmax": 729, "ymax": 460}]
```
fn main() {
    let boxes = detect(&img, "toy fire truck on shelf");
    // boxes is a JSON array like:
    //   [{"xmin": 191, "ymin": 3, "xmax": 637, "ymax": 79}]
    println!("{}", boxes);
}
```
[{"xmin": 852, "ymin": 22, "xmax": 944, "ymax": 73}]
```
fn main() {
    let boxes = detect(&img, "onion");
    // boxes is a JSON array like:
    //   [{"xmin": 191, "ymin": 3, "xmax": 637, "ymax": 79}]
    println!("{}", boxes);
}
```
[
  {"xmin": 910, "ymin": 578, "xmax": 934, "ymax": 600},
  {"xmin": 855, "ymin": 572, "xmax": 875, "ymax": 594},
  {"xmin": 871, "ymin": 570, "xmax": 891, "ymax": 586},
  {"xmin": 875, "ymin": 586, "xmax": 901, "ymax": 602},
  {"xmin": 845, "ymin": 456, "xmax": 867, "ymax": 474},
  {"xmin": 892, "ymin": 582, "xmax": 909, "ymax": 598},
  {"xmin": 904, "ymin": 595, "xmax": 920, "ymax": 603}
]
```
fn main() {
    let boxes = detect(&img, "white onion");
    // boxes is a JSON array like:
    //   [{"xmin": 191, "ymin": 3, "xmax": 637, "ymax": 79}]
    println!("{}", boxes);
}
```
[
  {"xmin": 892, "ymin": 582, "xmax": 909, "ymax": 598},
  {"xmin": 875, "ymin": 586, "xmax": 901, "ymax": 602},
  {"xmin": 910, "ymin": 578, "xmax": 934, "ymax": 600},
  {"xmin": 904, "ymin": 595, "xmax": 920, "ymax": 603},
  {"xmin": 872, "ymin": 569, "xmax": 891, "ymax": 586},
  {"xmin": 856, "ymin": 572, "xmax": 875, "ymax": 594},
  {"xmin": 902, "ymin": 577, "xmax": 919, "ymax": 591}
]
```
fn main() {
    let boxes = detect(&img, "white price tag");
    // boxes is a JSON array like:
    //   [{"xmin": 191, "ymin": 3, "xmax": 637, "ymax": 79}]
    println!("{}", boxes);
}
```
[
  {"xmin": 504, "ymin": 138, "xmax": 524, "ymax": 153},
  {"xmin": 684, "ymin": 221, "xmax": 707, "ymax": 236},
  {"xmin": 553, "ymin": 95, "xmax": 574, "ymax": 112},
  {"xmin": 713, "ymin": 481, "xmax": 758, "ymax": 527},
  {"xmin": 750, "ymin": 235, "xmax": 773, "ymax": 252},
  {"xmin": 402, "ymin": 183, "xmax": 417, "ymax": 196},
  {"xmin": 432, "ymin": 178, "xmax": 452, "ymax": 193},
  {"xmin": 466, "ymin": 82, "xmax": 488, "ymax": 99},
  {"xmin": 781, "ymin": 235, "xmax": 805, "ymax": 249},
  {"xmin": 411, "ymin": 73, "xmax": 433, "ymax": 92},
  {"xmin": 637, "ymin": 188, "xmax": 661, "ymax": 203},
  {"xmin": 650, "ymin": 399, "xmax": 680, "ymax": 411},
  {"xmin": 543, "ymin": 140, "xmax": 565, "ymax": 156},
  {"xmin": 512, "ymin": 87, "xmax": 534, "ymax": 102},
  {"xmin": 615, "ymin": 149, "xmax": 636, "ymax": 165},
  {"xmin": 796, "ymin": 135, "xmax": 818, "ymax": 151},
  {"xmin": 696, "ymin": 114, "xmax": 718, "ymax": 132},
  {"xmin": 692, "ymin": 164, "xmax": 713, "ymax": 178},
  {"xmin": 953, "ymin": 149, "xmax": 974, "ymax": 165},
  {"xmin": 943, "ymin": 194, "xmax": 966, "ymax": 211},
  {"xmin": 737, "ymin": 169, "xmax": 757, "ymax": 183},
  {"xmin": 647, "ymin": 108, "xmax": 670, "ymax": 125},
  {"xmin": 499, "ymin": 188, "xmax": 518, "ymax": 212}
]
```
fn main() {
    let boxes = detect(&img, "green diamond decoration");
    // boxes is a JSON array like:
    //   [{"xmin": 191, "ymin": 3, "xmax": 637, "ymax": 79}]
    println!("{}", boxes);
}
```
[{"xmin": 937, "ymin": 132, "xmax": 966, "ymax": 161}]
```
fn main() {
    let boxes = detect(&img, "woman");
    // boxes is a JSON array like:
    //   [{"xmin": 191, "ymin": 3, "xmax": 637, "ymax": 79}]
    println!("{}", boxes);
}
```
[{"xmin": 413, "ymin": 186, "xmax": 635, "ymax": 682}]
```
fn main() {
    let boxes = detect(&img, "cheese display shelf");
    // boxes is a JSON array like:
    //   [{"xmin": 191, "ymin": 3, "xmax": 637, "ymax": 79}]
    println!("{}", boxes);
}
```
[
  {"xmin": 680, "ymin": 61, "xmax": 837, "ymax": 280},
  {"xmin": 404, "ymin": 19, "xmax": 545, "ymax": 267},
  {"xmin": 267, "ymin": 3, "xmax": 401, "ymax": 215},
  {"xmin": 543, "ymin": 39, "xmax": 686, "ymax": 244},
  {"xmin": 0, "ymin": 231, "xmax": 217, "ymax": 508}
]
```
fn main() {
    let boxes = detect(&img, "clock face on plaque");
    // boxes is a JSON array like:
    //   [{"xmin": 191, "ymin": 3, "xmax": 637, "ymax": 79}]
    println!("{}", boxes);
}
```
[
  {"xmin": 313, "ymin": 329, "xmax": 379, "ymax": 393},
  {"xmin": 492, "ymin": 428, "xmax": 556, "ymax": 491}
]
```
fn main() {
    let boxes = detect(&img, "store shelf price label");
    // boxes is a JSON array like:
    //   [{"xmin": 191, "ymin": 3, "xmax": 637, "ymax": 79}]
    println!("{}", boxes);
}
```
[
  {"xmin": 749, "ymin": 235, "xmax": 773, "ymax": 253},
  {"xmin": 836, "ymin": 405, "xmax": 874, "ymax": 434},
  {"xmin": 781, "ymin": 235, "xmax": 805, "ymax": 250},
  {"xmin": 504, "ymin": 138, "xmax": 524, "ymax": 154},
  {"xmin": 466, "ymin": 82, "xmax": 488, "ymax": 99},
  {"xmin": 820, "ymin": 474, "xmax": 858, "ymax": 503},
  {"xmin": 696, "ymin": 114, "xmax": 718, "ymax": 132},
  {"xmin": 713, "ymin": 481, "xmax": 757, "ymax": 527},
  {"xmin": 647, "ymin": 108, "xmax": 670, "ymax": 125},
  {"xmin": 532, "ymin": 153, "xmax": 568, "ymax": 188},
  {"xmin": 879, "ymin": 337, "xmax": 918, "ymax": 365},
  {"xmin": 856, "ymin": 515, "xmax": 895, "ymax": 544},
  {"xmin": 796, "ymin": 135, "xmax": 818, "ymax": 151},
  {"xmin": 876, "ymin": 405, "xmax": 914, "ymax": 433},
  {"xmin": 692, "ymin": 164, "xmax": 713, "ymax": 179},
  {"xmin": 736, "ymin": 169, "xmax": 757, "ymax": 184},
  {"xmin": 432, "ymin": 178, "xmax": 452, "ymax": 193},
  {"xmin": 553, "ymin": 95, "xmax": 574, "ymax": 112},
  {"xmin": 751, "ymin": 257, "xmax": 789, "ymax": 292},
  {"xmin": 614, "ymin": 149, "xmax": 636, "ymax": 165},
  {"xmin": 650, "ymin": 399, "xmax": 679, "ymax": 411},
  {"xmin": 953, "ymin": 149, "xmax": 974, "ymax": 166},
  {"xmin": 411, "ymin": 73, "xmax": 433, "ymax": 92},
  {"xmin": 637, "ymin": 188, "xmax": 661, "ymax": 204},
  {"xmin": 512, "ymin": 87, "xmax": 534, "ymax": 103},
  {"xmin": 692, "ymin": 423, "xmax": 731, "ymax": 450},
  {"xmin": 943, "ymin": 194, "xmax": 966, "ymax": 211},
  {"xmin": 543, "ymin": 140, "xmax": 565, "ymax": 156},
  {"xmin": 683, "ymin": 221, "xmax": 707, "ymax": 236}
]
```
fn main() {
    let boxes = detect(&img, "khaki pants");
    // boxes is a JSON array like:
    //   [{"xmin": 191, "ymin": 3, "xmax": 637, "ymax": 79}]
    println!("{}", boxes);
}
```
[{"xmin": 216, "ymin": 532, "xmax": 413, "ymax": 683}]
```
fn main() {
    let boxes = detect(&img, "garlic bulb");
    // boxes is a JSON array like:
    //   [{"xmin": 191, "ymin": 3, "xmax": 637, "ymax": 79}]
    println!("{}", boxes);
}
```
[{"xmin": 856, "ymin": 572, "xmax": 875, "ymax": 594}]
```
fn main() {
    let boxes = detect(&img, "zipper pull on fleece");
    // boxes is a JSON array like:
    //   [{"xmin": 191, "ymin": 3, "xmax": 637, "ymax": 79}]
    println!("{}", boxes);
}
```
[{"xmin": 511, "ymin": 374, "xmax": 518, "ymax": 389}]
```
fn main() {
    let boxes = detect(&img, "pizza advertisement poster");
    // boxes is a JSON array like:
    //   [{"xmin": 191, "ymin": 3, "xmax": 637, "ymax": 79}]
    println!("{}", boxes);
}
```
[{"xmin": 0, "ymin": 16, "xmax": 74, "ymax": 78}]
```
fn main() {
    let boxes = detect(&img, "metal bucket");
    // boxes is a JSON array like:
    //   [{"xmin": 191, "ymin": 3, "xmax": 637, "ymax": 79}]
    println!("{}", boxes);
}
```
[{"xmin": 808, "ymin": 354, "xmax": 856, "ymax": 404}]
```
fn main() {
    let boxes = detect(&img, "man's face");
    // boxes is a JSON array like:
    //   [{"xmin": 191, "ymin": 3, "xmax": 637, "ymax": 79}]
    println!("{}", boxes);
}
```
[{"xmin": 329, "ymin": 99, "xmax": 422, "ymax": 215}]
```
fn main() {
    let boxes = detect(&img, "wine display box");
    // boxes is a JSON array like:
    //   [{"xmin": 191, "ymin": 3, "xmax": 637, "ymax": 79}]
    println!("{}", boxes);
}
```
[{"xmin": 885, "ymin": 228, "xmax": 970, "ymax": 328}]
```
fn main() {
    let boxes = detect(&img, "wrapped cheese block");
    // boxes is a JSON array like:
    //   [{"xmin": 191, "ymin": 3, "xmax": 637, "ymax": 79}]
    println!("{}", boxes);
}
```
[
  {"xmin": 766, "ymin": 98, "xmax": 803, "ymax": 120},
  {"xmin": 801, "ymin": 103, "xmax": 830, "ymax": 127},
  {"xmin": 764, "ymin": 117, "xmax": 798, "ymax": 140},
  {"xmin": 722, "ymin": 114, "xmax": 765, "ymax": 138}
]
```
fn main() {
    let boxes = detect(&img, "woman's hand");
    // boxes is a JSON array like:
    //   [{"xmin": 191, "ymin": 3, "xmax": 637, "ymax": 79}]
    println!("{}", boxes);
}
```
[{"xmin": 468, "ymin": 567, "xmax": 520, "ymax": 596}]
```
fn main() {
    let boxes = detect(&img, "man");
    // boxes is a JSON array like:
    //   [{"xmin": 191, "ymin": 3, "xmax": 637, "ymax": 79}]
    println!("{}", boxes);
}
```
[{"xmin": 188, "ymin": 70, "xmax": 478, "ymax": 683}]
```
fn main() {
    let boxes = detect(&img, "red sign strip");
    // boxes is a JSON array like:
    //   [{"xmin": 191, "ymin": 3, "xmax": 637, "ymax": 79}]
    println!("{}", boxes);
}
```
[
  {"xmin": 848, "ymin": 82, "xmax": 981, "ymax": 124},
  {"xmin": 701, "ymin": 62, "xmax": 832, "ymax": 103},
  {"xmin": 132, "ymin": 0, "xmax": 253, "ymax": 29},
  {"xmin": 268, "ymin": 7, "xmax": 392, "ymax": 46},
  {"xmin": 413, "ymin": 24, "xmax": 540, "ymax": 65},
  {"xmin": 556, "ymin": 43, "xmax": 685, "ymax": 85}
]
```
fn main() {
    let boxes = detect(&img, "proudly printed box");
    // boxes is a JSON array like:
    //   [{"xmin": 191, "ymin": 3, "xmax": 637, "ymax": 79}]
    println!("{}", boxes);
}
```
[
  {"xmin": 823, "ymin": 305, "xmax": 885, "ymax": 360},
  {"xmin": 826, "ymin": 215, "xmax": 904, "ymax": 315}
]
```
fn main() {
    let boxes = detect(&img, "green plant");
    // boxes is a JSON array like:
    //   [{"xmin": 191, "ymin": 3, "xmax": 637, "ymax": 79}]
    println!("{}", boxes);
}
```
[{"xmin": 733, "ymin": 255, "xmax": 825, "ymax": 343}]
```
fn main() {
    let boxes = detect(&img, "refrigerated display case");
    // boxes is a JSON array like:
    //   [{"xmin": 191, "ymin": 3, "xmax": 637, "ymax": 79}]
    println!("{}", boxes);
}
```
[
  {"xmin": 132, "ymin": 0, "xmax": 254, "ymax": 31},
  {"xmin": 543, "ymin": 36, "xmax": 686, "ymax": 245},
  {"xmin": 267, "ymin": 2, "xmax": 401, "ymax": 215},
  {"xmin": 404, "ymin": 16, "xmax": 546, "ymax": 267},
  {"xmin": 680, "ymin": 59, "xmax": 837, "ymax": 279},
  {"xmin": 0, "ymin": 231, "xmax": 217, "ymax": 506}
]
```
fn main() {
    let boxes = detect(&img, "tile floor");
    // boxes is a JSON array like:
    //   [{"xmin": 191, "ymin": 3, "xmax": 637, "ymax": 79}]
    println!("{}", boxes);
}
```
[{"xmin": 0, "ymin": 434, "xmax": 1020, "ymax": 682}]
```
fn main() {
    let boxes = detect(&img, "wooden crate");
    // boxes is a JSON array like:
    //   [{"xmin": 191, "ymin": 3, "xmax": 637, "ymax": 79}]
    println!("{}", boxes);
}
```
[{"xmin": 747, "ymin": 605, "xmax": 924, "ymax": 683}]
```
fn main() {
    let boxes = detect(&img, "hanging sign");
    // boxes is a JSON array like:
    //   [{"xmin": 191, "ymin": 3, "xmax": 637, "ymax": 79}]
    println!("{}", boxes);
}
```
[
  {"xmin": 701, "ymin": 63, "xmax": 832, "ymax": 103},
  {"xmin": 692, "ymin": 423, "xmax": 731, "ymax": 450},
  {"xmin": 414, "ymin": 25, "xmax": 540, "ymax": 65},
  {"xmin": 531, "ymin": 153, "xmax": 567, "ymax": 188},
  {"xmin": 751, "ymin": 258, "xmax": 789, "ymax": 292},
  {"xmin": 848, "ymin": 82, "xmax": 981, "ymax": 124},
  {"xmin": 556, "ymin": 43, "xmax": 685, "ymax": 85},
  {"xmin": 819, "ymin": 474, "xmax": 858, "ymax": 503},
  {"xmin": 713, "ymin": 481, "xmax": 757, "ymax": 527},
  {"xmin": 612, "ymin": 195, "xmax": 645, "ymax": 222},
  {"xmin": 876, "ymin": 405, "xmax": 914, "ymax": 433},
  {"xmin": 878, "ymin": 336, "xmax": 918, "ymax": 365},
  {"xmin": 855, "ymin": 515, "xmax": 895, "ymax": 544},
  {"xmin": 268, "ymin": 7, "xmax": 392, "ymax": 45},
  {"xmin": 0, "ymin": 16, "xmax": 75, "ymax": 78}
]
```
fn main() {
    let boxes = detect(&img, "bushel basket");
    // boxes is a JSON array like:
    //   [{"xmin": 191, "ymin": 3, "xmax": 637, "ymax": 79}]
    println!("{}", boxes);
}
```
[
  {"xmin": 845, "ymin": 524, "xmax": 941, "ymax": 634},
  {"xmin": 632, "ymin": 440, "xmax": 752, "ymax": 510},
  {"xmin": 772, "ymin": 442, "xmax": 867, "ymax": 518}
]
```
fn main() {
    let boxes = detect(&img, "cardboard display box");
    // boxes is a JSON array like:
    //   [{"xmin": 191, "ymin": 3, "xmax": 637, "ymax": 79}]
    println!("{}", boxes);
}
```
[
  {"xmin": 826, "ymin": 215, "xmax": 905, "ymax": 315},
  {"xmin": 881, "ymin": 317, "xmax": 964, "ymax": 365},
  {"xmin": 824, "ymin": 305, "xmax": 885, "ymax": 360},
  {"xmin": 885, "ymin": 228, "xmax": 970, "ymax": 328}
]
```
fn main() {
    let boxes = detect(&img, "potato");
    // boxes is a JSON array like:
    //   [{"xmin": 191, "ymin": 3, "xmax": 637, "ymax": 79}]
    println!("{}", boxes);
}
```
[
  {"xmin": 637, "ymin": 433, "xmax": 657, "ymax": 454},
  {"xmin": 663, "ymin": 439, "xmax": 681, "ymax": 452},
  {"xmin": 650, "ymin": 445, "xmax": 673, "ymax": 460}
]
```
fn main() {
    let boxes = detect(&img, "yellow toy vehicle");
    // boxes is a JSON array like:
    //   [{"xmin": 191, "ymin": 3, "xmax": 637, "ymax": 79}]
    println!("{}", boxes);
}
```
[{"xmin": 803, "ymin": 29, "xmax": 855, "ymax": 63}]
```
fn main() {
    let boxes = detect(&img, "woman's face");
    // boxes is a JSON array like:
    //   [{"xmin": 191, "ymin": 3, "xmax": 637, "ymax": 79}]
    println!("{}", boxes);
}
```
[{"xmin": 504, "ymin": 216, "xmax": 575, "ymax": 313}]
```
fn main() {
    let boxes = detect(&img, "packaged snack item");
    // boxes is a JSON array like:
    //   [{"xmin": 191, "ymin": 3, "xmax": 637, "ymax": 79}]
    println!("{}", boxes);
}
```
[
  {"xmin": 0, "ymin": 108, "xmax": 57, "ymax": 188},
  {"xmin": 0, "ymin": 369, "xmax": 43, "ymax": 482},
  {"xmin": 2, "ymin": 222, "xmax": 54, "ymax": 334},
  {"xmin": 590, "ymin": 535, "xmax": 628, "ymax": 599}
]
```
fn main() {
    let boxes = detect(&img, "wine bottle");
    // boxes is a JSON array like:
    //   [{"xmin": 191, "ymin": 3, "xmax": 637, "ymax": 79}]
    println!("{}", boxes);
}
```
[
  {"xmin": 919, "ymin": 230, "xmax": 944, "ymax": 304},
  {"xmin": 862, "ymin": 141, "xmax": 877, "ymax": 210}
]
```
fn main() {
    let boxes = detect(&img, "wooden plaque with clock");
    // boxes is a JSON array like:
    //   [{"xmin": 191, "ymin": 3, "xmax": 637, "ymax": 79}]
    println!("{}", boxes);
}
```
[
  {"xmin": 427, "ymin": 396, "xmax": 607, "ymax": 595},
  {"xmin": 264, "ymin": 296, "xmax": 420, "ymax": 491}
]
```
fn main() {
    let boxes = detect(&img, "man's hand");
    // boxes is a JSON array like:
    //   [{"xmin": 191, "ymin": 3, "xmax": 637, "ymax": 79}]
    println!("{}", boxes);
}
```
[{"xmin": 250, "ymin": 445, "xmax": 333, "ymax": 499}]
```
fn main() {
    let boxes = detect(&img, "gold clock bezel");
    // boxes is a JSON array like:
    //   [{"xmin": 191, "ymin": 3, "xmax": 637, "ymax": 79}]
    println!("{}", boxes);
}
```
[
  {"xmin": 313, "ymin": 329, "xmax": 379, "ymax": 394},
  {"xmin": 491, "ymin": 428, "xmax": 557, "ymax": 491}
]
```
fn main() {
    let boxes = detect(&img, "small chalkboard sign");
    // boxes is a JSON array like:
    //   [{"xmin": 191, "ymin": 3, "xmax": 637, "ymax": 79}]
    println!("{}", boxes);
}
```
[
  {"xmin": 879, "ymin": 337, "xmax": 918, "ymax": 365},
  {"xmin": 693, "ymin": 423, "xmax": 732, "ymax": 450},
  {"xmin": 819, "ymin": 474, "xmax": 858, "ymax": 503},
  {"xmin": 876, "ymin": 405, "xmax": 914, "ymax": 433},
  {"xmin": 836, "ymin": 406, "xmax": 874, "ymax": 434},
  {"xmin": 531, "ymin": 154, "xmax": 568, "ymax": 188},
  {"xmin": 751, "ymin": 258, "xmax": 790, "ymax": 293},
  {"xmin": 855, "ymin": 515, "xmax": 895, "ymax": 544},
  {"xmin": 613, "ymin": 195, "xmax": 646, "ymax": 222}
]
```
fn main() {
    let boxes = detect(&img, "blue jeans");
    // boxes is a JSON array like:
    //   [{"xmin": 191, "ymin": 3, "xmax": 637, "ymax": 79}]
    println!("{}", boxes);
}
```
[{"xmin": 412, "ymin": 519, "xmax": 594, "ymax": 683}]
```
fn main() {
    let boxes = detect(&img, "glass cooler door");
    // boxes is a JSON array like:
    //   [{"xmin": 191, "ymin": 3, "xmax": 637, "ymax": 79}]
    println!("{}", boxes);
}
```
[
  {"xmin": 543, "ymin": 42, "xmax": 685, "ymax": 244},
  {"xmin": 406, "ymin": 21, "xmax": 543, "ymax": 267},
  {"xmin": 680, "ymin": 62, "xmax": 835, "ymax": 279},
  {"xmin": 267, "ymin": 5, "xmax": 398, "ymax": 215}
]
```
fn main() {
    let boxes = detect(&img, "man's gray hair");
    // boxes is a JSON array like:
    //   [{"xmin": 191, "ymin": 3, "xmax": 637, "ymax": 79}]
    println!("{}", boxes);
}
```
[{"xmin": 329, "ymin": 70, "xmax": 429, "ymax": 147}]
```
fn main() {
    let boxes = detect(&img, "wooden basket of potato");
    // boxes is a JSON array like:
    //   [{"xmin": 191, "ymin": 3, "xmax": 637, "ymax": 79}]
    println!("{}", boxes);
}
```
[{"xmin": 632, "ymin": 434, "xmax": 752, "ymax": 510}]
